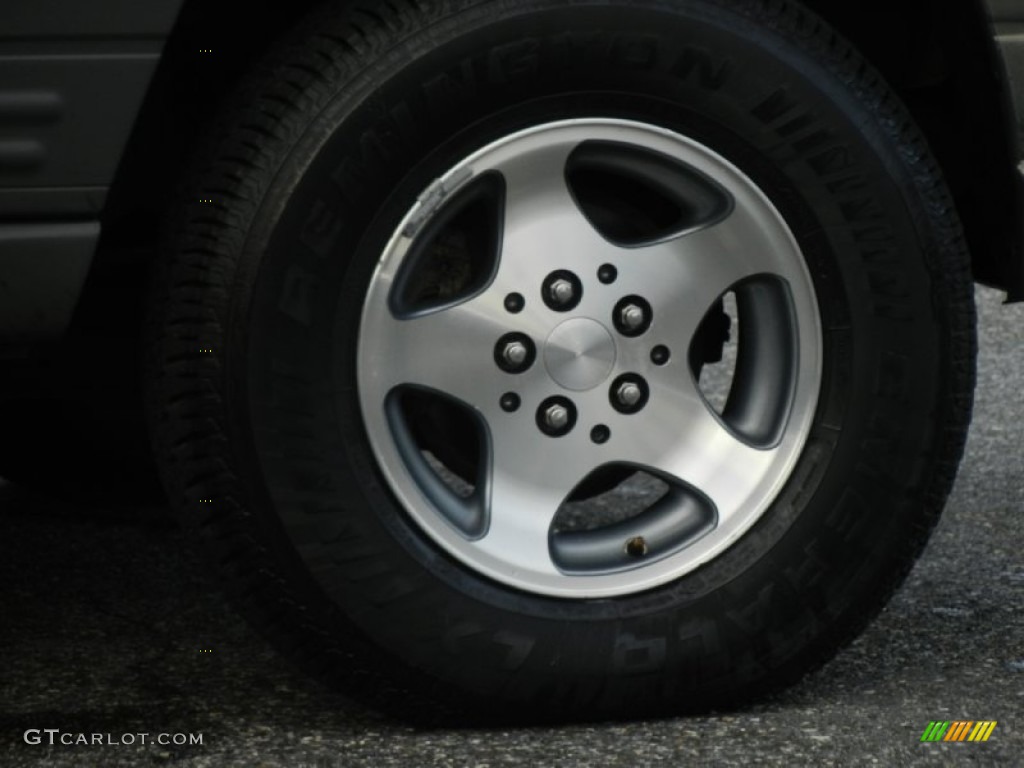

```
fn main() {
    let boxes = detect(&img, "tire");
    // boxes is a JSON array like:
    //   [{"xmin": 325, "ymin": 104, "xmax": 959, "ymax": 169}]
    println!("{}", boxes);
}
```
[{"xmin": 147, "ymin": 0, "xmax": 975, "ymax": 719}]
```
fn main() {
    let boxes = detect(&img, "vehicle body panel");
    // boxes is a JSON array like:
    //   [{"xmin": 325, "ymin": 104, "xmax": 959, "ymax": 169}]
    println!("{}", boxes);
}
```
[
  {"xmin": 992, "ymin": 0, "xmax": 1024, "ymax": 149},
  {"xmin": 0, "ymin": 1, "xmax": 183, "ymax": 345}
]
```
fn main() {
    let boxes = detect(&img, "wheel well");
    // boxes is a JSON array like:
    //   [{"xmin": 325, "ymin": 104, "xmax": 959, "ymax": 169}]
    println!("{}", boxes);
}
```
[
  {"xmin": 100, "ymin": 0, "xmax": 331, "ymax": 247},
  {"xmin": 802, "ymin": 0, "xmax": 1022, "ymax": 297},
  {"xmin": 98, "ymin": 0, "xmax": 1022, "ymax": 296}
]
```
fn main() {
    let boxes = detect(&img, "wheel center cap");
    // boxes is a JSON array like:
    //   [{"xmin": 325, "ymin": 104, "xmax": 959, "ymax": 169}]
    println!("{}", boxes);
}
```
[{"xmin": 544, "ymin": 318, "xmax": 616, "ymax": 391}]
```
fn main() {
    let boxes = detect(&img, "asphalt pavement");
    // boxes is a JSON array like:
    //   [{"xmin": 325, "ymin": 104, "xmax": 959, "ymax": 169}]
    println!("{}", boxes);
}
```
[{"xmin": 1, "ymin": 286, "xmax": 1022, "ymax": 767}]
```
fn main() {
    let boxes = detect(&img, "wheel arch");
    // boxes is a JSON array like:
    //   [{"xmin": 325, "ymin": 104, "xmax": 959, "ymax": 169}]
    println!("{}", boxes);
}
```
[{"xmin": 801, "ymin": 0, "xmax": 1024, "ymax": 299}]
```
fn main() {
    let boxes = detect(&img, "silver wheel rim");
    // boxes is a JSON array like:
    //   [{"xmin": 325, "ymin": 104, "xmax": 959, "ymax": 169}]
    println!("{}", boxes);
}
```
[{"xmin": 357, "ymin": 118, "xmax": 822, "ymax": 598}]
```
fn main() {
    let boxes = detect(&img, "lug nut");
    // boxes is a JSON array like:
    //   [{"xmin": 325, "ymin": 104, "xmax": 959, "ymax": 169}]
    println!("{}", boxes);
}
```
[
  {"xmin": 536, "ymin": 396, "xmax": 577, "ymax": 436},
  {"xmin": 613, "ymin": 295, "xmax": 653, "ymax": 337},
  {"xmin": 620, "ymin": 304, "xmax": 645, "ymax": 331},
  {"xmin": 503, "ymin": 341, "xmax": 528, "ymax": 367},
  {"xmin": 542, "ymin": 271, "xmax": 583, "ymax": 312},
  {"xmin": 549, "ymin": 279, "xmax": 575, "ymax": 305},
  {"xmin": 609, "ymin": 374, "xmax": 649, "ymax": 414},
  {"xmin": 494, "ymin": 333, "xmax": 535, "ymax": 373},
  {"xmin": 545, "ymin": 404, "xmax": 570, "ymax": 430},
  {"xmin": 616, "ymin": 382, "xmax": 643, "ymax": 408}
]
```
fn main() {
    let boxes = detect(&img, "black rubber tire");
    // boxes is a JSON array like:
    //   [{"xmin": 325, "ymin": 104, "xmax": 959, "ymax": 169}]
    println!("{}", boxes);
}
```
[{"xmin": 147, "ymin": 0, "xmax": 975, "ymax": 720}]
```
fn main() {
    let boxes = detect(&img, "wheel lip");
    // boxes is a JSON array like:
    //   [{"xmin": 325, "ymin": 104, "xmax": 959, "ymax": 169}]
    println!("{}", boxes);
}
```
[{"xmin": 356, "ymin": 118, "xmax": 823, "ymax": 598}]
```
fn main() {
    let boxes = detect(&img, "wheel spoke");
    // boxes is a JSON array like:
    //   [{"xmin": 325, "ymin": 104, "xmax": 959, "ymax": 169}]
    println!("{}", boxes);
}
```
[
  {"xmin": 489, "ymin": 139, "xmax": 617, "ymax": 283},
  {"xmin": 365, "ymin": 298, "xmax": 510, "ymax": 408},
  {"xmin": 627, "ymin": 205, "xmax": 791, "ymax": 342},
  {"xmin": 612, "ymin": 378, "xmax": 777, "ymax": 528},
  {"xmin": 473, "ymin": 422, "xmax": 597, "ymax": 576}
]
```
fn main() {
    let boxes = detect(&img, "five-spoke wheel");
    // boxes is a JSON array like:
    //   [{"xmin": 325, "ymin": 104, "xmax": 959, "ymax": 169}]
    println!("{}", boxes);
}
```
[{"xmin": 358, "ymin": 120, "xmax": 822, "ymax": 597}]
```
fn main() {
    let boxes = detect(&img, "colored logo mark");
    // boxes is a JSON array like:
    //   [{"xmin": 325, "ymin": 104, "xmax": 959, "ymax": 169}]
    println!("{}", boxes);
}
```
[{"xmin": 920, "ymin": 721, "xmax": 997, "ymax": 742}]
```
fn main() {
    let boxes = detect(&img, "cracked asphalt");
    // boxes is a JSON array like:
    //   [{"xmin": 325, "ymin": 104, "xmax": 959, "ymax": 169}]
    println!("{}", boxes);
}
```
[{"xmin": 1, "ymin": 286, "xmax": 1022, "ymax": 767}]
